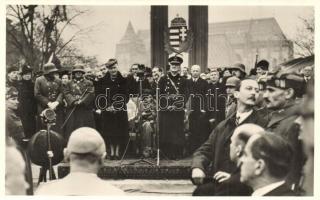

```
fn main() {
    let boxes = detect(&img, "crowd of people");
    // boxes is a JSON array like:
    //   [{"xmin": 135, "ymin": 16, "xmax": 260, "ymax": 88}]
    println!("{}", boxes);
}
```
[{"xmin": 5, "ymin": 53, "xmax": 314, "ymax": 196}]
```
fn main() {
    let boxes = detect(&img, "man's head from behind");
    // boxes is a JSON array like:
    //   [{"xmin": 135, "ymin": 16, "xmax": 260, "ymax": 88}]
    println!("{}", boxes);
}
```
[
  {"xmin": 64, "ymin": 127, "xmax": 106, "ymax": 171},
  {"xmin": 240, "ymin": 133, "xmax": 293, "ymax": 188},
  {"xmin": 229, "ymin": 124, "xmax": 264, "ymax": 163}
]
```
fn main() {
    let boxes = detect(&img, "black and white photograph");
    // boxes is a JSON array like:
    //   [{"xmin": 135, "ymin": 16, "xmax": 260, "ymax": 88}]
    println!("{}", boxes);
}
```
[{"xmin": 3, "ymin": 1, "xmax": 316, "ymax": 197}]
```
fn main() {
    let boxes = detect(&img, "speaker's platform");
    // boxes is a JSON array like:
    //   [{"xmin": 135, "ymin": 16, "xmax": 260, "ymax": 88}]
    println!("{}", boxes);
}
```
[{"xmin": 58, "ymin": 157, "xmax": 192, "ymax": 180}]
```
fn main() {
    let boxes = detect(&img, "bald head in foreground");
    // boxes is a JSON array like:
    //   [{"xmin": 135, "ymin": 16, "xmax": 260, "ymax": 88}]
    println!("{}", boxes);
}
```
[
  {"xmin": 240, "ymin": 133, "xmax": 297, "ymax": 196},
  {"xmin": 36, "ymin": 127, "xmax": 124, "ymax": 195}
]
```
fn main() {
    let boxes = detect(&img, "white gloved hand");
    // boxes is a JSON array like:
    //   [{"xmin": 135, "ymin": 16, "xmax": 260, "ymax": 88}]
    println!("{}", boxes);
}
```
[
  {"xmin": 47, "ymin": 102, "xmax": 54, "ymax": 110},
  {"xmin": 191, "ymin": 168, "xmax": 206, "ymax": 185},
  {"xmin": 96, "ymin": 109, "xmax": 102, "ymax": 114},
  {"xmin": 51, "ymin": 101, "xmax": 59, "ymax": 110}
]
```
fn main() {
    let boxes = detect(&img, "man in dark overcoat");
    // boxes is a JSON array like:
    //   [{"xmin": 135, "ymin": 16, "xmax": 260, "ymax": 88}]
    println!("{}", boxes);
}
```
[
  {"xmin": 62, "ymin": 65, "xmax": 95, "ymax": 141},
  {"xmin": 191, "ymin": 79, "xmax": 268, "ymax": 195},
  {"xmin": 263, "ymin": 69, "xmax": 306, "ymax": 192},
  {"xmin": 34, "ymin": 63, "xmax": 64, "ymax": 135},
  {"xmin": 17, "ymin": 64, "xmax": 37, "ymax": 139},
  {"xmin": 95, "ymin": 59, "xmax": 129, "ymax": 160},
  {"xmin": 158, "ymin": 55, "xmax": 188, "ymax": 159},
  {"xmin": 187, "ymin": 64, "xmax": 210, "ymax": 154},
  {"xmin": 207, "ymin": 68, "xmax": 226, "ymax": 131}
]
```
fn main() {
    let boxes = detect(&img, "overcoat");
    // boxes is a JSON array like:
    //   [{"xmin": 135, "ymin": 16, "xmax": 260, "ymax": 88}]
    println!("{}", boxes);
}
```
[
  {"xmin": 34, "ymin": 76, "xmax": 64, "ymax": 134},
  {"xmin": 63, "ymin": 78, "xmax": 95, "ymax": 140},
  {"xmin": 18, "ymin": 80, "xmax": 37, "ymax": 138},
  {"xmin": 266, "ymin": 100, "xmax": 305, "ymax": 190},
  {"xmin": 158, "ymin": 72, "xmax": 188, "ymax": 157},
  {"xmin": 191, "ymin": 109, "xmax": 268, "ymax": 185},
  {"xmin": 95, "ymin": 71, "xmax": 129, "ymax": 146},
  {"xmin": 187, "ymin": 78, "xmax": 211, "ymax": 153}
]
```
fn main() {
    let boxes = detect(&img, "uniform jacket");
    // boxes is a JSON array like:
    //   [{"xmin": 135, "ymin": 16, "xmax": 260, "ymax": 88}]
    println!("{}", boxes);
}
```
[
  {"xmin": 192, "ymin": 109, "xmax": 268, "ymax": 176},
  {"xmin": 62, "ymin": 78, "xmax": 96, "ymax": 139},
  {"xmin": 266, "ymin": 100, "xmax": 305, "ymax": 190},
  {"xmin": 34, "ymin": 75, "xmax": 63, "ymax": 113},
  {"xmin": 158, "ymin": 72, "xmax": 189, "ymax": 111}
]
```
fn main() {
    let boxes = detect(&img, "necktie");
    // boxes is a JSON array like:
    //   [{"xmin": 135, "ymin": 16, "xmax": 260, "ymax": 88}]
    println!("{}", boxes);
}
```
[{"xmin": 236, "ymin": 115, "xmax": 240, "ymax": 126}]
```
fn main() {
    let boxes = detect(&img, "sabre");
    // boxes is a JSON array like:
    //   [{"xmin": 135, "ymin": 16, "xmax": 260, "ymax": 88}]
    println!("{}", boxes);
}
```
[{"xmin": 61, "ymin": 88, "xmax": 89, "ymax": 129}]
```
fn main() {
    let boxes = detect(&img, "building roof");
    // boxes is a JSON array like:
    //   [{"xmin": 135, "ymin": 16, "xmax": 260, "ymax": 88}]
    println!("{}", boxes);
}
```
[
  {"xmin": 209, "ymin": 18, "xmax": 287, "ymax": 45},
  {"xmin": 208, "ymin": 34, "xmax": 238, "ymax": 68},
  {"xmin": 119, "ymin": 21, "xmax": 142, "ymax": 44}
]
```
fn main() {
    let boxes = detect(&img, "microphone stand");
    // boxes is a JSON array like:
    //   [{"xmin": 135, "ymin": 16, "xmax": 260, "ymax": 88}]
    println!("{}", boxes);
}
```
[
  {"xmin": 46, "ymin": 122, "xmax": 54, "ymax": 180},
  {"xmin": 122, "ymin": 77, "xmax": 155, "ymax": 166}
]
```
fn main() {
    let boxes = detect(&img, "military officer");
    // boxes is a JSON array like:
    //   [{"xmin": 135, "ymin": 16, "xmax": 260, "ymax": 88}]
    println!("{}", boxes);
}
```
[
  {"xmin": 62, "ymin": 65, "xmax": 96, "ymax": 141},
  {"xmin": 263, "ymin": 69, "xmax": 306, "ymax": 192},
  {"xmin": 34, "ymin": 63, "xmax": 64, "ymax": 134},
  {"xmin": 158, "ymin": 55, "xmax": 189, "ymax": 159}
]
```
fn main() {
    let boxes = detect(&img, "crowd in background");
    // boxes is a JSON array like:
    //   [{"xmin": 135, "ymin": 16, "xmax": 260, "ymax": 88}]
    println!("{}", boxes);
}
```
[{"xmin": 5, "ymin": 54, "xmax": 314, "ymax": 196}]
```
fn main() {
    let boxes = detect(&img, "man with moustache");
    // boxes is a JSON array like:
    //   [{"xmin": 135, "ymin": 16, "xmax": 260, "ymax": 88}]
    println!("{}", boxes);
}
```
[
  {"xmin": 191, "ymin": 78, "xmax": 268, "ymax": 195},
  {"xmin": 158, "ymin": 55, "xmax": 188, "ymax": 159},
  {"xmin": 263, "ymin": 69, "xmax": 306, "ymax": 191},
  {"xmin": 187, "ymin": 65, "xmax": 210, "ymax": 154}
]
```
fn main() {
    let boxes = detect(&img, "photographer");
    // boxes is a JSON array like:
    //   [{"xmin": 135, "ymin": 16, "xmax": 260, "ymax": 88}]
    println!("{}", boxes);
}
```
[{"xmin": 127, "ymin": 63, "xmax": 151, "ymax": 97}]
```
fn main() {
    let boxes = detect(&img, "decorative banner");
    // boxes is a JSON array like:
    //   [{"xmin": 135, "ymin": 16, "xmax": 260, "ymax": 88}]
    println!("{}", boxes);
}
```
[{"xmin": 164, "ymin": 15, "xmax": 193, "ymax": 54}]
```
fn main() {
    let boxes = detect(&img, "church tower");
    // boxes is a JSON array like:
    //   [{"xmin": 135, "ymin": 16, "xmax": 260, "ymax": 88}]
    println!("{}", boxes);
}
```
[{"xmin": 115, "ymin": 21, "xmax": 148, "ymax": 72}]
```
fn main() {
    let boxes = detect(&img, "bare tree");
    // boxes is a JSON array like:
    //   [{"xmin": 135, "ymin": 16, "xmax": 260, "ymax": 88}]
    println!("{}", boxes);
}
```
[
  {"xmin": 293, "ymin": 15, "xmax": 314, "ymax": 57},
  {"xmin": 6, "ymin": 5, "xmax": 92, "ymax": 71}
]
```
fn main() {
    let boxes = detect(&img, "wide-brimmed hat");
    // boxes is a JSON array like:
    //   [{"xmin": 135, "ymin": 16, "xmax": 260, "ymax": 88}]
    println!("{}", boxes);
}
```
[
  {"xmin": 72, "ymin": 64, "xmax": 86, "ymax": 74},
  {"xmin": 230, "ymin": 63, "xmax": 246, "ymax": 74},
  {"xmin": 225, "ymin": 76, "xmax": 241, "ymax": 88},
  {"xmin": 43, "ymin": 63, "xmax": 58, "ymax": 75}
]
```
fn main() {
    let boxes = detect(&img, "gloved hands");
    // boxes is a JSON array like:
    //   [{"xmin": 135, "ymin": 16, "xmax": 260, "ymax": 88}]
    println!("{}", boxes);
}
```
[{"xmin": 191, "ymin": 168, "xmax": 206, "ymax": 185}]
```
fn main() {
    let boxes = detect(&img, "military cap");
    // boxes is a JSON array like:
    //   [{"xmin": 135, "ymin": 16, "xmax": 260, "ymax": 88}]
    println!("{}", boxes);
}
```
[
  {"xmin": 230, "ymin": 63, "xmax": 246, "ymax": 74},
  {"xmin": 225, "ymin": 76, "xmax": 241, "ymax": 87},
  {"xmin": 256, "ymin": 60, "xmax": 269, "ymax": 71},
  {"xmin": 6, "ymin": 86, "xmax": 18, "ymax": 99},
  {"xmin": 168, "ymin": 55, "xmax": 183, "ymax": 65},
  {"xmin": 21, "ymin": 64, "xmax": 33, "ymax": 75},
  {"xmin": 43, "ymin": 63, "xmax": 58, "ymax": 75},
  {"xmin": 72, "ymin": 64, "xmax": 86, "ymax": 74},
  {"xmin": 7, "ymin": 66, "xmax": 19, "ymax": 74},
  {"xmin": 265, "ymin": 71, "xmax": 305, "ymax": 91},
  {"xmin": 105, "ymin": 58, "xmax": 118, "ymax": 69},
  {"xmin": 66, "ymin": 127, "xmax": 106, "ymax": 156}
]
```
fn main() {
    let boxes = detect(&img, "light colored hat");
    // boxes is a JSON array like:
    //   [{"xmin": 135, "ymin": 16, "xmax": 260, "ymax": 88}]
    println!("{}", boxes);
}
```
[{"xmin": 66, "ymin": 127, "xmax": 106, "ymax": 156}]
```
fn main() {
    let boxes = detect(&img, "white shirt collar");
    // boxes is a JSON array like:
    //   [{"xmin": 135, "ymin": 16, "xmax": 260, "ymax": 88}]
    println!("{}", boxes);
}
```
[
  {"xmin": 236, "ymin": 109, "xmax": 253, "ymax": 124},
  {"xmin": 251, "ymin": 180, "xmax": 285, "ymax": 196}
]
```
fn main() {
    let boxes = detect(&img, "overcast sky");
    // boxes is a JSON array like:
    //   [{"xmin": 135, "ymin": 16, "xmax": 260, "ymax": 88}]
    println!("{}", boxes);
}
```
[{"xmin": 62, "ymin": 6, "xmax": 313, "ymax": 64}]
